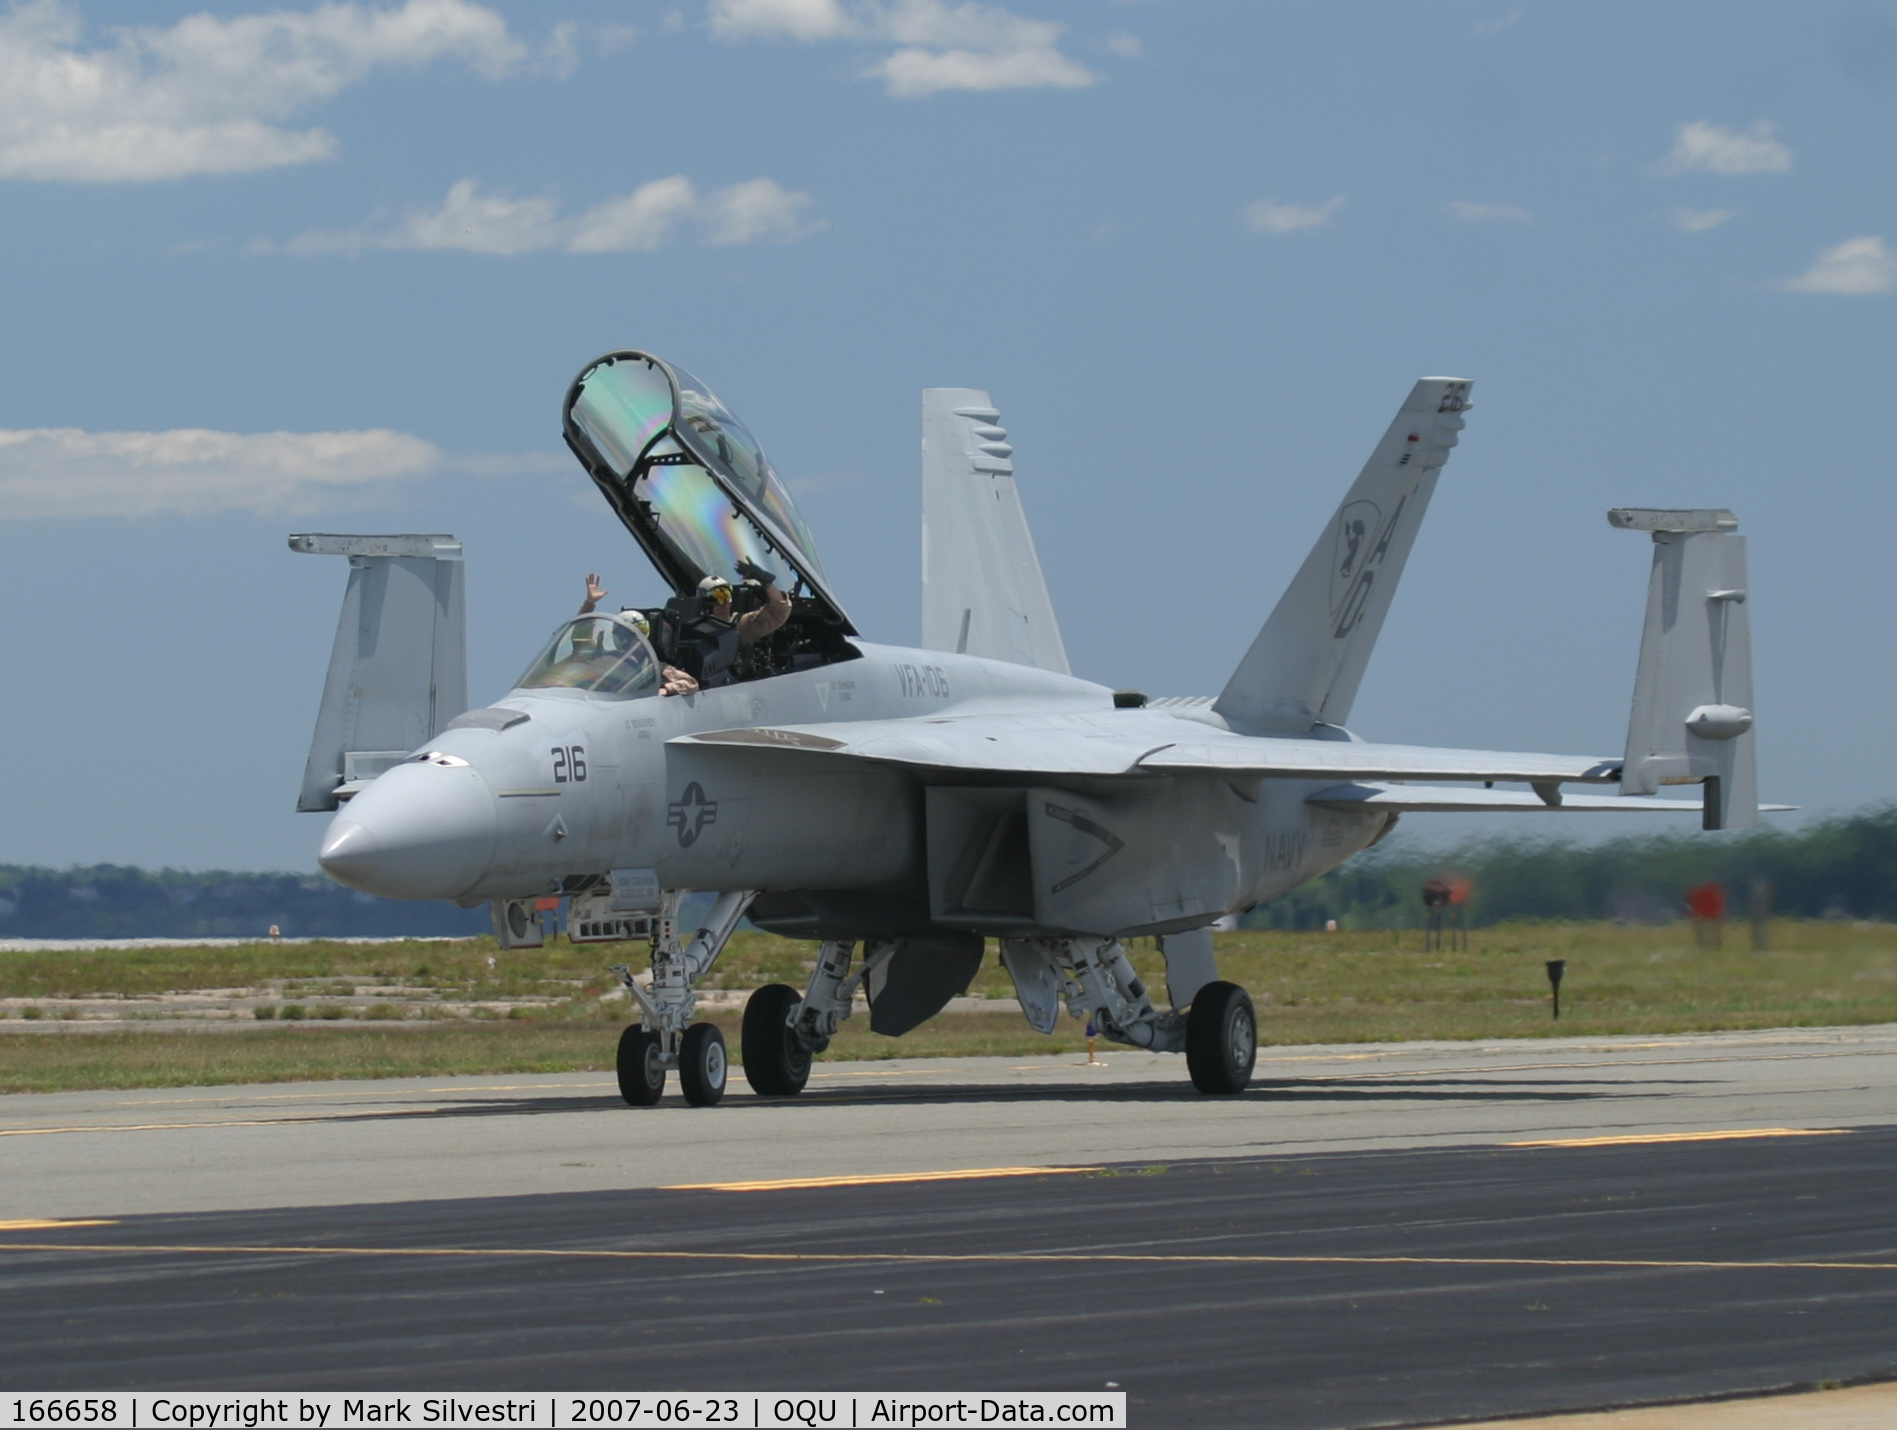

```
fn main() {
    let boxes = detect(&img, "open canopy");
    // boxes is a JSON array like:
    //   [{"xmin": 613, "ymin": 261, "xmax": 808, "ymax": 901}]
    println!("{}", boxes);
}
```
[{"xmin": 563, "ymin": 352, "xmax": 853, "ymax": 633}]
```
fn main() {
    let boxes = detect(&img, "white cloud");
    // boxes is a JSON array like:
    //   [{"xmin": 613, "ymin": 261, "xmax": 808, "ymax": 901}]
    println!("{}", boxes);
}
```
[
  {"xmin": 707, "ymin": 0, "xmax": 1099, "ymax": 96},
  {"xmin": 709, "ymin": 0, "xmax": 855, "ymax": 40},
  {"xmin": 0, "ymin": 426, "xmax": 443, "ymax": 519},
  {"xmin": 699, "ymin": 177, "xmax": 825, "ymax": 244},
  {"xmin": 0, "ymin": 0, "xmax": 526, "ymax": 183},
  {"xmin": 1672, "ymin": 207, "xmax": 1733, "ymax": 232},
  {"xmin": 569, "ymin": 176, "xmax": 702, "ymax": 252},
  {"xmin": 1244, "ymin": 195, "xmax": 1344, "ymax": 235},
  {"xmin": 1657, "ymin": 121, "xmax": 1792, "ymax": 176},
  {"xmin": 868, "ymin": 43, "xmax": 1092, "ymax": 95},
  {"xmin": 540, "ymin": 21, "xmax": 580, "ymax": 77},
  {"xmin": 282, "ymin": 176, "xmax": 826, "ymax": 255},
  {"xmin": 1106, "ymin": 32, "xmax": 1141, "ymax": 57},
  {"xmin": 1446, "ymin": 200, "xmax": 1534, "ymax": 223},
  {"xmin": 385, "ymin": 177, "xmax": 565, "ymax": 254},
  {"xmin": 1780, "ymin": 235, "xmax": 1894, "ymax": 296}
]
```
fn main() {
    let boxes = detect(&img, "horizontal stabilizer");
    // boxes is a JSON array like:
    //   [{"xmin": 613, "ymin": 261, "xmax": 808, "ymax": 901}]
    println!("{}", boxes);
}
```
[
  {"xmin": 921, "ymin": 389, "xmax": 1069, "ymax": 673},
  {"xmin": 1215, "ymin": 378, "xmax": 1471, "ymax": 736}
]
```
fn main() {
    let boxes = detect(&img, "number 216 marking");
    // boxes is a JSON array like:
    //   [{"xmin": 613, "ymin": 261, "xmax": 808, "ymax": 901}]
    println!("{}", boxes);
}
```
[{"xmin": 552, "ymin": 745, "xmax": 586, "ymax": 782}]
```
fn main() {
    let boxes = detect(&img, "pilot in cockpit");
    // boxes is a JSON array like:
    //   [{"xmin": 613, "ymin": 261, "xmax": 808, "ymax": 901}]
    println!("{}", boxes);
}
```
[
  {"xmin": 577, "ymin": 574, "xmax": 699, "ymax": 696},
  {"xmin": 706, "ymin": 559, "xmax": 791, "ymax": 645},
  {"xmin": 679, "ymin": 561, "xmax": 791, "ymax": 688}
]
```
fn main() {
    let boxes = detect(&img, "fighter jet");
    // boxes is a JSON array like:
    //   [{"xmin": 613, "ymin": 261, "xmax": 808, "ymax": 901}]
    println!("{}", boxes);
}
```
[{"xmin": 295, "ymin": 351, "xmax": 1765, "ymax": 1105}]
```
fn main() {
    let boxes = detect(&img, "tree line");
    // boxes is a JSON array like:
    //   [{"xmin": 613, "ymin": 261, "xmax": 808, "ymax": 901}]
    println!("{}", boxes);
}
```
[
  {"xmin": 0, "ymin": 865, "xmax": 486, "ymax": 940},
  {"xmin": 1248, "ymin": 804, "xmax": 1897, "ymax": 931}
]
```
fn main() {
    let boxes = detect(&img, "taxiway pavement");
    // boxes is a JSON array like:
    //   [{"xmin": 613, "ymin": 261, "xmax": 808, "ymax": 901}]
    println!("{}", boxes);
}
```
[
  {"xmin": 2, "ymin": 1025, "xmax": 1893, "ymax": 1427},
  {"xmin": 4, "ymin": 1025, "xmax": 1894, "ymax": 1218}
]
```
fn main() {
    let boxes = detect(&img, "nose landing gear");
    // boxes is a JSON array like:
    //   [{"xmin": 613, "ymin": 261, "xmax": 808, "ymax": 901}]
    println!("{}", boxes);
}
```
[{"xmin": 608, "ymin": 887, "xmax": 757, "ymax": 1108}]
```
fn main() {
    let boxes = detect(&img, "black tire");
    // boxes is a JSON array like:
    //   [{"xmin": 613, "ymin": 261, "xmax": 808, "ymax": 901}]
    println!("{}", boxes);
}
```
[
  {"xmin": 1185, "ymin": 981, "xmax": 1257, "ymax": 1095},
  {"xmin": 616, "ymin": 1025, "xmax": 666, "ymax": 1106},
  {"xmin": 678, "ymin": 1022, "xmax": 729, "ymax": 1107},
  {"xmin": 741, "ymin": 983, "xmax": 812, "ymax": 1097}
]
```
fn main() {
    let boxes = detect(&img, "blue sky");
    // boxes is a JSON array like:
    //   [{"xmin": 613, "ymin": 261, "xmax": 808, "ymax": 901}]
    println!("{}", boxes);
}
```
[{"xmin": 0, "ymin": 0, "xmax": 1892, "ymax": 871}]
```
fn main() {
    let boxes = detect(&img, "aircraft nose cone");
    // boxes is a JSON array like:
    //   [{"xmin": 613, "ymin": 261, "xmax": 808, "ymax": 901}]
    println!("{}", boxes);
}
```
[{"xmin": 317, "ymin": 763, "xmax": 498, "ymax": 901}]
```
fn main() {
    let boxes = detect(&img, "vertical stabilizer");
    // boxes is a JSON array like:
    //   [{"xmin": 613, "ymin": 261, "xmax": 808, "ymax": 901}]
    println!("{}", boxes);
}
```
[
  {"xmin": 1213, "ymin": 379, "xmax": 1471, "ymax": 736},
  {"xmin": 921, "ymin": 389, "xmax": 1070, "ymax": 674},
  {"xmin": 292, "ymin": 534, "xmax": 467, "ymax": 812},
  {"xmin": 1611, "ymin": 509, "xmax": 1757, "ymax": 830}
]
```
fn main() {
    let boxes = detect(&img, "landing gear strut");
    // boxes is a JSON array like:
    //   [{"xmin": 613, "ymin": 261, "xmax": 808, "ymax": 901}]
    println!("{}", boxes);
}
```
[
  {"xmin": 1000, "ymin": 934, "xmax": 1257, "ymax": 1094},
  {"xmin": 608, "ymin": 887, "xmax": 757, "ymax": 1107}
]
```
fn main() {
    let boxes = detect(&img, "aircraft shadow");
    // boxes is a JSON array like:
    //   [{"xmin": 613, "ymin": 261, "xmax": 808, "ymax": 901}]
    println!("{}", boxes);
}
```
[{"xmin": 256, "ymin": 1073, "xmax": 1658, "ymax": 1127}]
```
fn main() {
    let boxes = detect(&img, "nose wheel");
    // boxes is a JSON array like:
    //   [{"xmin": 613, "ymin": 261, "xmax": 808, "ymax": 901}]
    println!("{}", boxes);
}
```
[
  {"xmin": 677, "ymin": 1022, "xmax": 728, "ymax": 1106},
  {"xmin": 616, "ymin": 1025, "xmax": 666, "ymax": 1106}
]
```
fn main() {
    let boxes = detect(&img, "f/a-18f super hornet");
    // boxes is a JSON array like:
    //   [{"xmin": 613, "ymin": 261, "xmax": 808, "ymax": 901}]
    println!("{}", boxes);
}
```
[{"xmin": 295, "ymin": 351, "xmax": 1768, "ymax": 1105}]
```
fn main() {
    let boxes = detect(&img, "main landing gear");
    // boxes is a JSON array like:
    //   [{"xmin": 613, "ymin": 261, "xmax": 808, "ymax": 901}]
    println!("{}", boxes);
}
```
[
  {"xmin": 609, "ymin": 888, "xmax": 756, "ymax": 1107},
  {"xmin": 734, "ymin": 933, "xmax": 1257, "ymax": 1098},
  {"xmin": 740, "ymin": 937, "xmax": 894, "ymax": 1097}
]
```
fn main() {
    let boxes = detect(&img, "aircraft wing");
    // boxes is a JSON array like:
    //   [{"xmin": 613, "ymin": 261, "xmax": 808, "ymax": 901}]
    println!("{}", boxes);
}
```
[
  {"xmin": 1309, "ymin": 782, "xmax": 1704, "ymax": 812},
  {"xmin": 1308, "ymin": 782, "xmax": 1795, "ymax": 813},
  {"xmin": 681, "ymin": 712, "xmax": 1174, "ymax": 776},
  {"xmin": 676, "ymin": 712, "xmax": 1623, "ymax": 785}
]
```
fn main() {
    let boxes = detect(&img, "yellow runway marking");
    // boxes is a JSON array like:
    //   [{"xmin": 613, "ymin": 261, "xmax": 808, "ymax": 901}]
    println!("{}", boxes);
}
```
[
  {"xmin": 1, "ymin": 1241, "xmax": 1894, "ymax": 1273},
  {"xmin": 664, "ymin": 1166, "xmax": 1098, "ymax": 1192},
  {"xmin": 1508, "ymin": 1128, "xmax": 1851, "ymax": 1148},
  {"xmin": 0, "ymin": 1219, "xmax": 117, "ymax": 1230}
]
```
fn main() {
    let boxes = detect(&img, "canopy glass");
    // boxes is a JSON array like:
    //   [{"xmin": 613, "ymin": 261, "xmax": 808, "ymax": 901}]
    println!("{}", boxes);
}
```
[
  {"xmin": 564, "ymin": 353, "xmax": 843, "ymax": 626},
  {"xmin": 515, "ymin": 614, "xmax": 659, "ymax": 696}
]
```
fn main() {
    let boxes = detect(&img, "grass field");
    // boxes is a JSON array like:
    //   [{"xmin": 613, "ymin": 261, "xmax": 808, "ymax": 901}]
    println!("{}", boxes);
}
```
[{"xmin": 2, "ymin": 920, "xmax": 1893, "ymax": 1094}]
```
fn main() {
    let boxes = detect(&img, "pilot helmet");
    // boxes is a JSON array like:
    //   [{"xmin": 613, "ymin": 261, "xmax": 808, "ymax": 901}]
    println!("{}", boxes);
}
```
[
  {"xmin": 619, "ymin": 608, "xmax": 650, "ymax": 636},
  {"xmin": 697, "ymin": 575, "xmax": 734, "ymax": 605}
]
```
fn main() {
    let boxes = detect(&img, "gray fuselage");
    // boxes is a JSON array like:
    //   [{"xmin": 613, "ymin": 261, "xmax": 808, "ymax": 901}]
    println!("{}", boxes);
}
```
[{"xmin": 318, "ymin": 640, "xmax": 1390, "ymax": 940}]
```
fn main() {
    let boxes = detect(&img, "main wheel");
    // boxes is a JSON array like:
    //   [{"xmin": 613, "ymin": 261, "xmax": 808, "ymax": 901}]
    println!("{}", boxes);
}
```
[
  {"xmin": 678, "ymin": 1022, "xmax": 729, "ymax": 1107},
  {"xmin": 616, "ymin": 1025, "xmax": 666, "ymax": 1106},
  {"xmin": 741, "ymin": 983, "xmax": 813, "ymax": 1097},
  {"xmin": 1185, "ymin": 981, "xmax": 1257, "ymax": 1095}
]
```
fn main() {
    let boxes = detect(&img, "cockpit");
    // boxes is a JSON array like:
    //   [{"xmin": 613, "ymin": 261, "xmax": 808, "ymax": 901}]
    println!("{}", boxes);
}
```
[
  {"xmin": 560, "ymin": 352, "xmax": 860, "ymax": 691},
  {"xmin": 517, "ymin": 614, "xmax": 659, "ymax": 696}
]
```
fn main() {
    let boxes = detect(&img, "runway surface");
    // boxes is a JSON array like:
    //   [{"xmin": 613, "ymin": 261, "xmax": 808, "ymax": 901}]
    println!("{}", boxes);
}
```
[{"xmin": 3, "ymin": 1026, "xmax": 1894, "ymax": 1426}]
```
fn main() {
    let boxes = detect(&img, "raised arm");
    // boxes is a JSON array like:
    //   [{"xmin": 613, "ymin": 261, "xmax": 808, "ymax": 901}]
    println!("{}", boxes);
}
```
[{"xmin": 577, "ymin": 573, "xmax": 608, "ymax": 616}]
